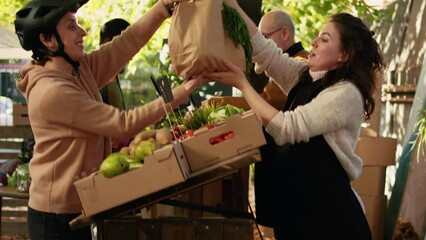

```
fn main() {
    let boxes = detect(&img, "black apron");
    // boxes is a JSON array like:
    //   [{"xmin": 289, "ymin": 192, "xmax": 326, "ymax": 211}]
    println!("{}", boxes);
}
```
[{"xmin": 255, "ymin": 77, "xmax": 371, "ymax": 239}]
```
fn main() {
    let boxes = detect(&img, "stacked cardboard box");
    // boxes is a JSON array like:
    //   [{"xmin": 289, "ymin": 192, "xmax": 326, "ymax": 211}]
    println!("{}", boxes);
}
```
[
  {"xmin": 352, "ymin": 132, "xmax": 397, "ymax": 240},
  {"xmin": 181, "ymin": 111, "xmax": 265, "ymax": 172}
]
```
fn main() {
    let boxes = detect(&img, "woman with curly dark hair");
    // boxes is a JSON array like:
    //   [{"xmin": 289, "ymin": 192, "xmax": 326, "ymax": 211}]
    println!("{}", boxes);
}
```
[{"xmin": 207, "ymin": 1, "xmax": 385, "ymax": 239}]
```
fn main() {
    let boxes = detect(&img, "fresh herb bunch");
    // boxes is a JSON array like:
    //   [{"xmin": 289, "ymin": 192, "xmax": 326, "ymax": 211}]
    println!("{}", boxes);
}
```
[
  {"xmin": 179, "ymin": 102, "xmax": 221, "ymax": 130},
  {"xmin": 222, "ymin": 3, "xmax": 253, "ymax": 74}
]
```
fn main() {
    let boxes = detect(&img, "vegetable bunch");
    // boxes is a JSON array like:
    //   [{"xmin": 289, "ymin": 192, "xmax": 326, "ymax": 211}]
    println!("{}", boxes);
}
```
[{"xmin": 222, "ymin": 3, "xmax": 253, "ymax": 73}]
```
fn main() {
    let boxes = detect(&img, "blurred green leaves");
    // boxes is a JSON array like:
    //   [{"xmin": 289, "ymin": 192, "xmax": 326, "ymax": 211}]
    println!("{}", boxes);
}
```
[
  {"xmin": 261, "ymin": 0, "xmax": 390, "ymax": 51},
  {"xmin": 0, "ymin": 0, "xmax": 390, "ymax": 108}
]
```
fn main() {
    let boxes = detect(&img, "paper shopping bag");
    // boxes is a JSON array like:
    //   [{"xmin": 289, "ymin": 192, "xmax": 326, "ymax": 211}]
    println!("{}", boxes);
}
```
[{"xmin": 168, "ymin": 0, "xmax": 246, "ymax": 80}]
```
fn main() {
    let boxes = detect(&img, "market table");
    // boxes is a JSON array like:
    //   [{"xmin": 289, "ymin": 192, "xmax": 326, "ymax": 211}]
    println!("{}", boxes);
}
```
[
  {"xmin": 0, "ymin": 125, "xmax": 32, "ymax": 235},
  {"xmin": 0, "ymin": 186, "xmax": 29, "ymax": 234},
  {"xmin": 70, "ymin": 149, "xmax": 260, "ymax": 239}
]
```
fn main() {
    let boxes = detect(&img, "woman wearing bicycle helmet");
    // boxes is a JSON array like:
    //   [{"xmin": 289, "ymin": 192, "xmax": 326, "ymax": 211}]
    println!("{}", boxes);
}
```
[{"xmin": 14, "ymin": 0, "xmax": 195, "ymax": 239}]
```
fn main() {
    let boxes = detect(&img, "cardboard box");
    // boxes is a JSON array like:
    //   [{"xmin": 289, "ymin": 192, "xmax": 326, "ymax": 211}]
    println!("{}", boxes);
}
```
[
  {"xmin": 181, "ymin": 110, "xmax": 266, "ymax": 172},
  {"xmin": 351, "ymin": 166, "xmax": 387, "ymax": 196},
  {"xmin": 74, "ymin": 143, "xmax": 191, "ymax": 217},
  {"xmin": 360, "ymin": 195, "xmax": 387, "ymax": 240},
  {"xmin": 355, "ymin": 136, "xmax": 397, "ymax": 166},
  {"xmin": 13, "ymin": 104, "xmax": 30, "ymax": 126}
]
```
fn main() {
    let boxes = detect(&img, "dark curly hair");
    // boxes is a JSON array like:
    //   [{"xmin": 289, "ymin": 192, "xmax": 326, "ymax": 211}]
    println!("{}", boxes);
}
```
[
  {"xmin": 31, "ymin": 31, "xmax": 55, "ymax": 66},
  {"xmin": 319, "ymin": 13, "xmax": 385, "ymax": 119}
]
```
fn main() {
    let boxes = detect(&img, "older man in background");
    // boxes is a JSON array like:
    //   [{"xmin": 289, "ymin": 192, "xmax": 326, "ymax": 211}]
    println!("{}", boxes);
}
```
[{"xmin": 258, "ymin": 9, "xmax": 309, "ymax": 110}]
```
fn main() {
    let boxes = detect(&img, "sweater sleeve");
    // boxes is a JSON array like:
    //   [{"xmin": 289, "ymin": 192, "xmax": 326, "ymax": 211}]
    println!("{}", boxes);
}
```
[
  {"xmin": 265, "ymin": 82, "xmax": 364, "ymax": 146},
  {"xmin": 250, "ymin": 31, "xmax": 307, "ymax": 95},
  {"xmin": 40, "ymin": 80, "xmax": 189, "ymax": 139},
  {"xmin": 83, "ymin": 1, "xmax": 170, "ymax": 89}
]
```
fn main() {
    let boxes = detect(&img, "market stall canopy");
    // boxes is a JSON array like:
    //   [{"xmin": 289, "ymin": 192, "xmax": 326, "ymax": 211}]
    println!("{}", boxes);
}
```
[{"xmin": 0, "ymin": 27, "xmax": 31, "ymax": 59}]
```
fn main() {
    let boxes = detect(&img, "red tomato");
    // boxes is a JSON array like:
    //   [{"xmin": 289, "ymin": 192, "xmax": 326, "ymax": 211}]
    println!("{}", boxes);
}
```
[
  {"xmin": 209, "ymin": 136, "xmax": 223, "ymax": 145},
  {"xmin": 182, "ymin": 130, "xmax": 195, "ymax": 139},
  {"xmin": 170, "ymin": 126, "xmax": 182, "ymax": 140},
  {"xmin": 223, "ymin": 131, "xmax": 235, "ymax": 140}
]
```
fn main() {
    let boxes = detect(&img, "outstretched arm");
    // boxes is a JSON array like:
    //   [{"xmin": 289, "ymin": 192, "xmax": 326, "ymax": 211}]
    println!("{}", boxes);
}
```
[
  {"xmin": 131, "ymin": 0, "xmax": 187, "ymax": 44},
  {"xmin": 206, "ymin": 61, "xmax": 278, "ymax": 127}
]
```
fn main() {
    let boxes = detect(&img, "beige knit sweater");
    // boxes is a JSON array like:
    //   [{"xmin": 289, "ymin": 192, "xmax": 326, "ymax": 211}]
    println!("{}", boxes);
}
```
[{"xmin": 251, "ymin": 31, "xmax": 365, "ymax": 181}]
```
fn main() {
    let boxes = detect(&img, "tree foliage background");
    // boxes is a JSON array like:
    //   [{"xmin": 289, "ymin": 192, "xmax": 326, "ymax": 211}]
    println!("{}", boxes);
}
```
[{"xmin": 0, "ymin": 0, "xmax": 388, "ymax": 108}]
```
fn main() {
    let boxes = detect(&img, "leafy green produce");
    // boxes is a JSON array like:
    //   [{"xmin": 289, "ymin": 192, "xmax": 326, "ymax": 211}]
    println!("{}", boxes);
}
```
[
  {"xmin": 163, "ymin": 102, "xmax": 245, "ymax": 132},
  {"xmin": 222, "ymin": 3, "xmax": 253, "ymax": 73},
  {"xmin": 7, "ymin": 170, "xmax": 17, "ymax": 187},
  {"xmin": 178, "ymin": 102, "xmax": 221, "ymax": 130},
  {"xmin": 15, "ymin": 163, "xmax": 31, "ymax": 192},
  {"xmin": 0, "ymin": 159, "xmax": 23, "ymax": 186},
  {"xmin": 208, "ymin": 104, "xmax": 245, "ymax": 122}
]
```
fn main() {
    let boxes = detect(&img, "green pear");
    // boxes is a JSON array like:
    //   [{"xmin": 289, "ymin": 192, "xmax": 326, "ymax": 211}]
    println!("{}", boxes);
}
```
[
  {"xmin": 134, "ymin": 139, "xmax": 158, "ymax": 161},
  {"xmin": 121, "ymin": 154, "xmax": 140, "ymax": 164},
  {"xmin": 129, "ymin": 162, "xmax": 143, "ymax": 171},
  {"xmin": 99, "ymin": 153, "xmax": 130, "ymax": 178}
]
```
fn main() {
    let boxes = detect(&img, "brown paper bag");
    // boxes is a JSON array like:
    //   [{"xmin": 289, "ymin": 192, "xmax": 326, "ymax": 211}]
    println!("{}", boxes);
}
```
[{"xmin": 168, "ymin": 0, "xmax": 246, "ymax": 80}]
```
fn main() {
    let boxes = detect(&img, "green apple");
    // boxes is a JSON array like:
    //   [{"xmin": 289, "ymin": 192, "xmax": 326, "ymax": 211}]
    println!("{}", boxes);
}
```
[{"xmin": 99, "ymin": 153, "xmax": 130, "ymax": 178}]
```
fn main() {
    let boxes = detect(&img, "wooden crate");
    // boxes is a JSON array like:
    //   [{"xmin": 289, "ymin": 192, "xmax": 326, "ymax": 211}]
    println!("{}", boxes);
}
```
[
  {"xmin": 102, "ymin": 217, "xmax": 253, "ymax": 240},
  {"xmin": 171, "ymin": 166, "xmax": 251, "ymax": 218},
  {"xmin": 13, "ymin": 104, "xmax": 30, "ymax": 126},
  {"xmin": 104, "ymin": 217, "xmax": 139, "ymax": 240}
]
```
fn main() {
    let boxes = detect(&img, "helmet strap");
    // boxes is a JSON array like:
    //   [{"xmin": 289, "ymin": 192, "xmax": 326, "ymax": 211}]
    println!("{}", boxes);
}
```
[{"xmin": 52, "ymin": 31, "xmax": 80, "ymax": 77}]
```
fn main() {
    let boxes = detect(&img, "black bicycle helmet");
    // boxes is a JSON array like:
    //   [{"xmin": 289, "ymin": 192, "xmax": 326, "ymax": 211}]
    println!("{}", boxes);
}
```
[{"xmin": 14, "ymin": 0, "xmax": 88, "ymax": 51}]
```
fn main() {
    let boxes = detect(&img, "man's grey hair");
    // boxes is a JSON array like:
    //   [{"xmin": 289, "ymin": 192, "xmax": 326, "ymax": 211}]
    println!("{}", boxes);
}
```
[{"xmin": 268, "ymin": 10, "xmax": 295, "ymax": 36}]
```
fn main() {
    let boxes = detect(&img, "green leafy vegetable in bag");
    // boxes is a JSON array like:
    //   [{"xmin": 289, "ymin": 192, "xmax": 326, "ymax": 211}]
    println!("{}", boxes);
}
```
[
  {"xmin": 222, "ymin": 3, "xmax": 253, "ymax": 73},
  {"xmin": 208, "ymin": 104, "xmax": 245, "ymax": 122}
]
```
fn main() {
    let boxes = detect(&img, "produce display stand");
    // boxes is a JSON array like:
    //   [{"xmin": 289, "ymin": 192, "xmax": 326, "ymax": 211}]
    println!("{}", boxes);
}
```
[
  {"xmin": 70, "ymin": 149, "xmax": 260, "ymax": 239},
  {"xmin": 0, "ymin": 125, "xmax": 33, "ymax": 235},
  {"xmin": 0, "ymin": 186, "xmax": 29, "ymax": 235}
]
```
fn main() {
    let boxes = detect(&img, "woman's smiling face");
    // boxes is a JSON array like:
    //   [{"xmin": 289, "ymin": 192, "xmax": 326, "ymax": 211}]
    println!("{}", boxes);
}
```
[
  {"xmin": 307, "ymin": 22, "xmax": 346, "ymax": 72},
  {"xmin": 55, "ymin": 12, "xmax": 87, "ymax": 61}
]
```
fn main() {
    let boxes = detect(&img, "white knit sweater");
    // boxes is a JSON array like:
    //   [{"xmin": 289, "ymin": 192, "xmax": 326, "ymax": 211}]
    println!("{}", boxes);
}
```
[{"xmin": 251, "ymin": 31, "xmax": 364, "ymax": 180}]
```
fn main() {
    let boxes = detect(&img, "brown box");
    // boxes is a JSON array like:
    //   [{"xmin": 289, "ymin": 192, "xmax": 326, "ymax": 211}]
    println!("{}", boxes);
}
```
[
  {"xmin": 74, "ymin": 143, "xmax": 191, "ymax": 217},
  {"xmin": 13, "ymin": 104, "xmax": 30, "ymax": 126},
  {"xmin": 181, "ymin": 110, "xmax": 266, "ymax": 172},
  {"xmin": 351, "ymin": 166, "xmax": 387, "ymax": 196},
  {"xmin": 360, "ymin": 195, "xmax": 387, "ymax": 240},
  {"xmin": 74, "ymin": 111, "xmax": 264, "ymax": 218},
  {"xmin": 355, "ymin": 136, "xmax": 397, "ymax": 166}
]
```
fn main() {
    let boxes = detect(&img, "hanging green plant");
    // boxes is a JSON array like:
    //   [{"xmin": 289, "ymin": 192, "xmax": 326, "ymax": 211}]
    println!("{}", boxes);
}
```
[
  {"xmin": 222, "ymin": 3, "xmax": 253, "ymax": 74},
  {"xmin": 414, "ymin": 109, "xmax": 426, "ymax": 160}
]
